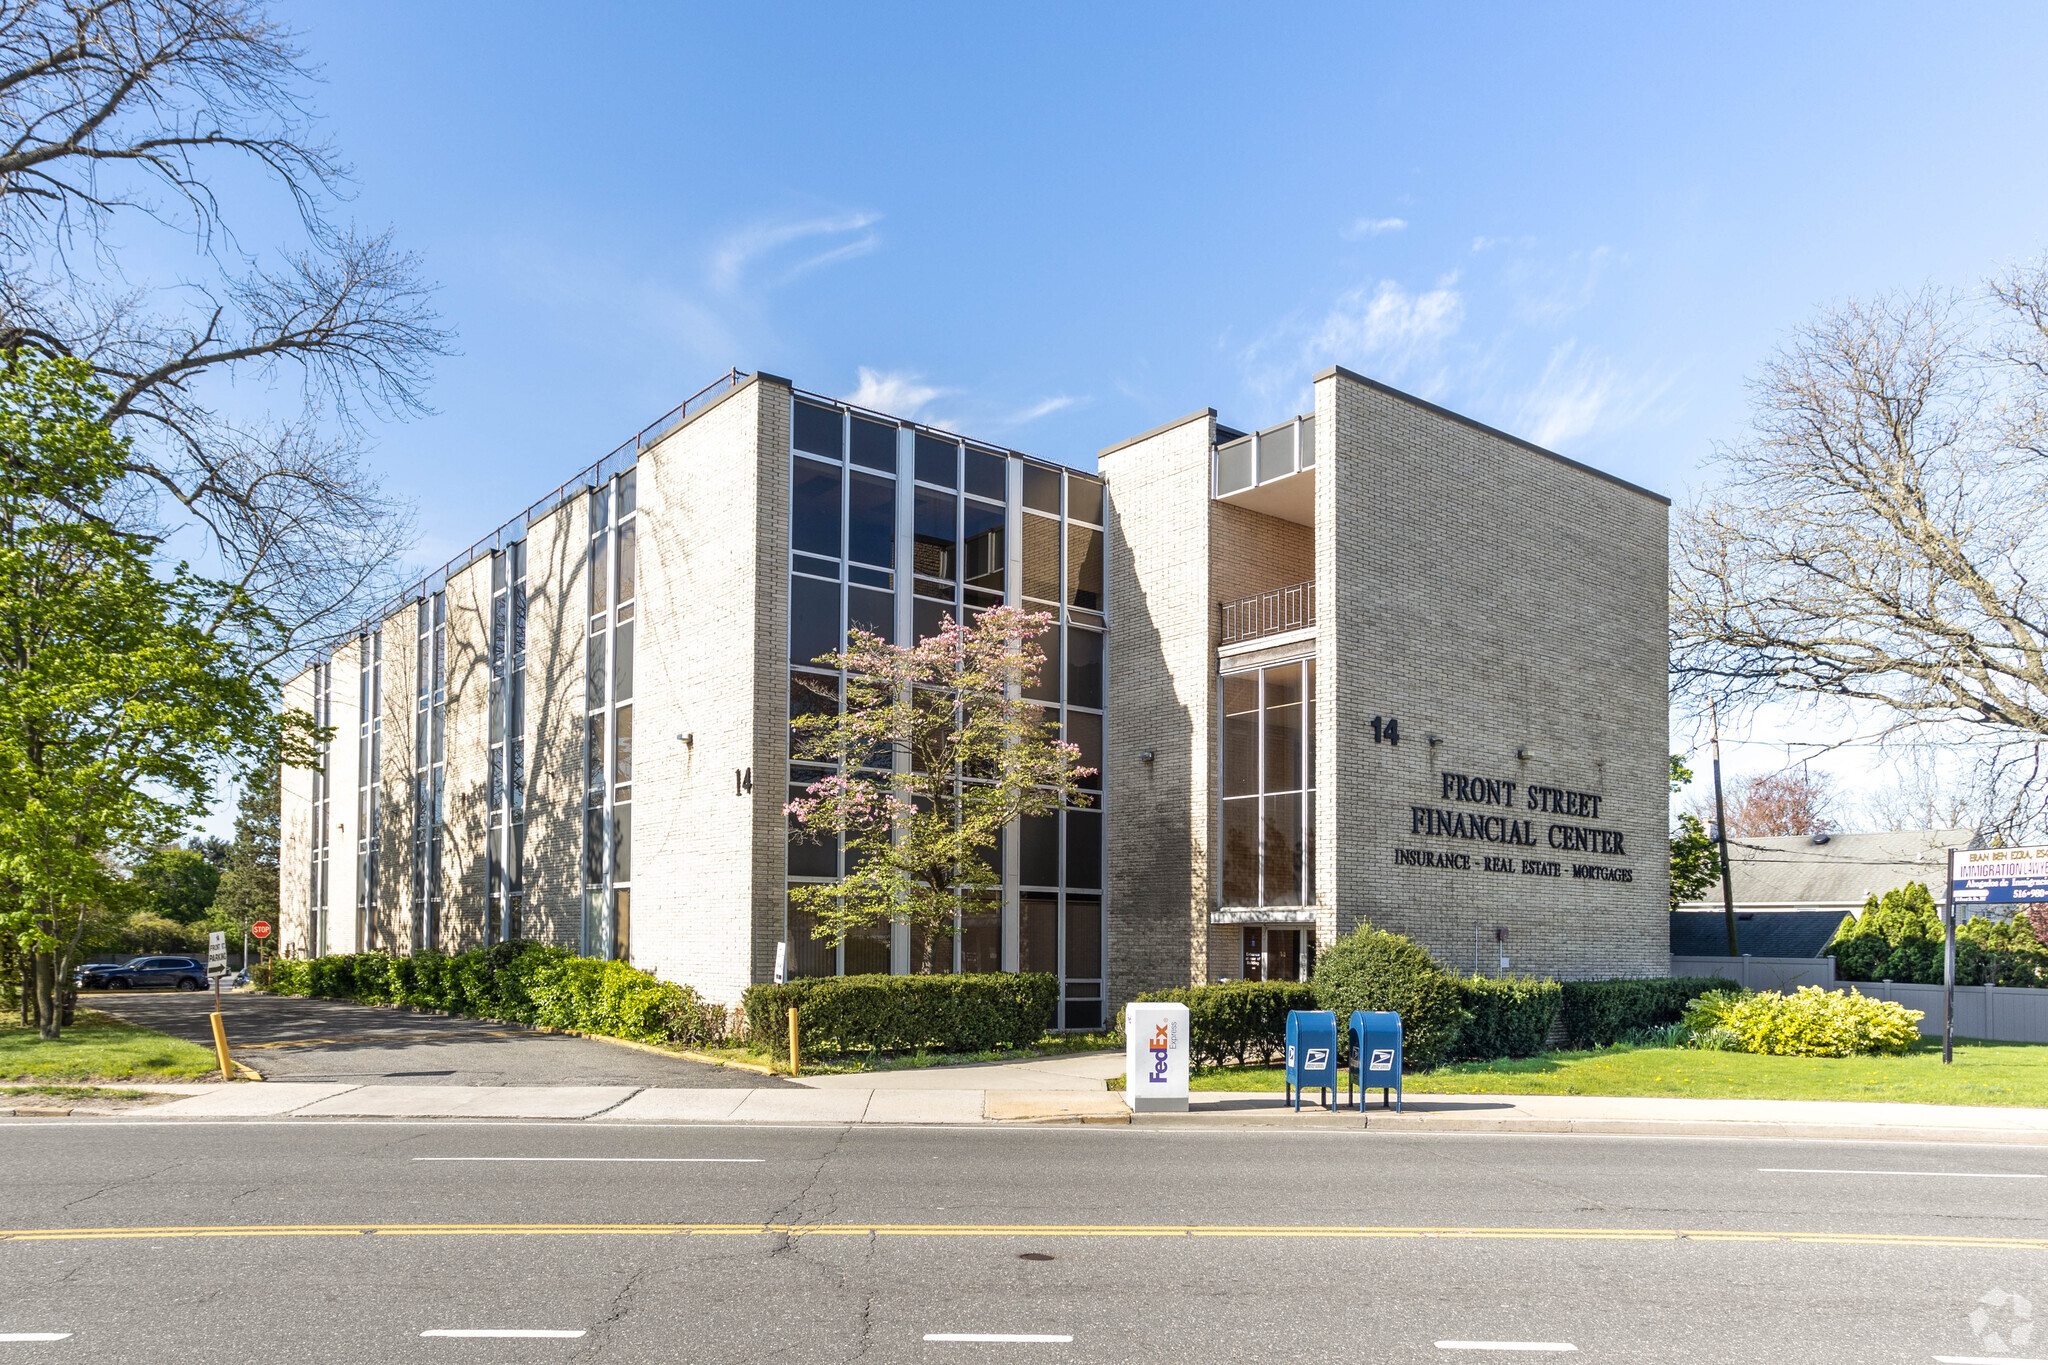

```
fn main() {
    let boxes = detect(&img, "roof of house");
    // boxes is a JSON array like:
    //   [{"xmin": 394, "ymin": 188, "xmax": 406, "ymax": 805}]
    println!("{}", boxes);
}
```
[
  {"xmin": 1670, "ymin": 910, "xmax": 1848, "ymax": 959},
  {"xmin": 1677, "ymin": 828, "xmax": 1976, "ymax": 912}
]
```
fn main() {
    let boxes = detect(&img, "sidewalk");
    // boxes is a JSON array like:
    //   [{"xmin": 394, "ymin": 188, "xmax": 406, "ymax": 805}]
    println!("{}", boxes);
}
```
[{"xmin": 63, "ymin": 1081, "xmax": 2048, "ymax": 1142}]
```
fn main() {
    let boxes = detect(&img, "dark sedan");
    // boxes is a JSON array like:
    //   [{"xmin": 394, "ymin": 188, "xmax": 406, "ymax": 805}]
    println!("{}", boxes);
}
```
[{"xmin": 80, "ymin": 956, "xmax": 209, "ymax": 991}]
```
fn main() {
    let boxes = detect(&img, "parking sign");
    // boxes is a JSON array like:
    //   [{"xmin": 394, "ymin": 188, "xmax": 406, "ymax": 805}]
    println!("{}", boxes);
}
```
[{"xmin": 207, "ymin": 930, "xmax": 228, "ymax": 981}]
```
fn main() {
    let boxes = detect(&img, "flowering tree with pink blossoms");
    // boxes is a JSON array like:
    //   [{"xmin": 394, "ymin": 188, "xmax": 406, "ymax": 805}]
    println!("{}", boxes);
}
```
[{"xmin": 785, "ymin": 605, "xmax": 1094, "ymax": 949}]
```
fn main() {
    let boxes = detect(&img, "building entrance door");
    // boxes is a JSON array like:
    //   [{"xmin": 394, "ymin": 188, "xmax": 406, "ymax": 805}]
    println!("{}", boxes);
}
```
[{"xmin": 1241, "ymin": 927, "xmax": 1306, "ymax": 982}]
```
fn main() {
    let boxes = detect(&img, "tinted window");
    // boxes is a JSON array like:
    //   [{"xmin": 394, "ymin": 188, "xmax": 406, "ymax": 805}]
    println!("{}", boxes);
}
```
[
  {"xmin": 1066, "ymin": 524, "xmax": 1104, "ymax": 612},
  {"xmin": 1066, "ymin": 710, "xmax": 1102, "ymax": 790},
  {"xmin": 913, "ymin": 487, "xmax": 956, "ymax": 582},
  {"xmin": 1022, "ymin": 463, "xmax": 1061, "ymax": 514},
  {"xmin": 964, "ymin": 447, "xmax": 1006, "ymax": 500},
  {"xmin": 847, "ymin": 586, "xmax": 894, "ymax": 645},
  {"xmin": 1065, "ymin": 812, "xmax": 1102, "ymax": 888},
  {"xmin": 1025, "ymin": 625, "xmax": 1060, "ymax": 703},
  {"xmin": 1021, "ymin": 513, "xmax": 1060, "ymax": 602},
  {"xmin": 1020, "ymin": 814, "xmax": 1059, "ymax": 886},
  {"xmin": 1067, "ymin": 475, "xmax": 1103, "ymax": 526},
  {"xmin": 1065, "ymin": 895, "xmax": 1103, "ymax": 978},
  {"xmin": 1066, "ymin": 629, "xmax": 1103, "ymax": 709},
  {"xmin": 912, "ymin": 595, "xmax": 949, "ymax": 646},
  {"xmin": 962, "ymin": 498, "xmax": 1004, "ymax": 592},
  {"xmin": 847, "ymin": 470, "xmax": 893, "ymax": 569},
  {"xmin": 850, "ymin": 416, "xmax": 897, "ymax": 473},
  {"xmin": 793, "ymin": 402, "xmax": 842, "ymax": 459},
  {"xmin": 914, "ymin": 433, "xmax": 956, "ymax": 487},
  {"xmin": 789, "ymin": 576, "xmax": 840, "ymax": 667},
  {"xmin": 791, "ymin": 458, "xmax": 841, "ymax": 559}
]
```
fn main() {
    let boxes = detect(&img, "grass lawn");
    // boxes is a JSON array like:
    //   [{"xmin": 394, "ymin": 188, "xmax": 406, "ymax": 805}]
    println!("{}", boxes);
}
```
[
  {"xmin": 1154, "ymin": 1037, "xmax": 2048, "ymax": 1108},
  {"xmin": 697, "ymin": 1031, "xmax": 1120, "ymax": 1077},
  {"xmin": 0, "ymin": 1008, "xmax": 227, "ymax": 1082}
]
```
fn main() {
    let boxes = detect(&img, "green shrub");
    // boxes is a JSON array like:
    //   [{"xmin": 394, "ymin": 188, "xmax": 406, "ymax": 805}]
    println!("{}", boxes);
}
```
[
  {"xmin": 1309, "ymin": 925, "xmax": 1465, "ymax": 1071},
  {"xmin": 1561, "ymin": 976, "xmax": 1736, "ymax": 1047},
  {"xmin": 1129, "ymin": 981, "xmax": 1317, "ymax": 1067},
  {"xmin": 264, "ymin": 942, "xmax": 727, "ymax": 1048},
  {"xmin": 1710, "ymin": 985, "xmax": 1922, "ymax": 1057},
  {"xmin": 743, "ymin": 973, "xmax": 1059, "ymax": 1056},
  {"xmin": 1451, "ymin": 976, "xmax": 1563, "ymax": 1061}
]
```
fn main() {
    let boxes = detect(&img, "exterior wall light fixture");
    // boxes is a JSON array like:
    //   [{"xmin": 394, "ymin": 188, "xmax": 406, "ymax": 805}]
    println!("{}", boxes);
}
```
[
  {"xmin": 677, "ymin": 733, "xmax": 693, "ymax": 747},
  {"xmin": 1137, "ymin": 749, "xmax": 1155, "ymax": 763},
  {"xmin": 1516, "ymin": 746, "xmax": 1531, "ymax": 761}
]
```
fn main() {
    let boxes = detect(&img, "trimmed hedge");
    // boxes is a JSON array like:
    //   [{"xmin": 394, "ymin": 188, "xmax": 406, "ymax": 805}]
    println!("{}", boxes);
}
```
[
  {"xmin": 743, "ymin": 973, "xmax": 1059, "ymax": 1055},
  {"xmin": 1311, "ymin": 925, "xmax": 1466, "ymax": 1070},
  {"xmin": 1451, "ymin": 976, "xmax": 1562, "ymax": 1061},
  {"xmin": 1561, "ymin": 975, "xmax": 1737, "ymax": 1048},
  {"xmin": 1130, "ymin": 981, "xmax": 1317, "ymax": 1067},
  {"xmin": 266, "ymin": 942, "xmax": 728, "ymax": 1048}
]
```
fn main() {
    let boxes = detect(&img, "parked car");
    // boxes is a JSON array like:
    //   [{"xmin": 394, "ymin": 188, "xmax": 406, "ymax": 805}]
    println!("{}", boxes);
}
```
[
  {"xmin": 71, "ymin": 962, "xmax": 121, "ymax": 986},
  {"xmin": 80, "ymin": 957, "xmax": 209, "ymax": 990}
]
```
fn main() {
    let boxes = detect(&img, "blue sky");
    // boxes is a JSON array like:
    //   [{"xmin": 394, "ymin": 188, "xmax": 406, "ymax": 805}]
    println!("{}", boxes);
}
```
[{"xmin": 199, "ymin": 2, "xmax": 2048, "ymax": 830}]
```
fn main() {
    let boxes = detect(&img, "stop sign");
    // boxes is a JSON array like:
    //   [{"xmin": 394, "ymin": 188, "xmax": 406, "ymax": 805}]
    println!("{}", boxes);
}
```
[{"xmin": 251, "ymin": 920, "xmax": 271, "ymax": 940}]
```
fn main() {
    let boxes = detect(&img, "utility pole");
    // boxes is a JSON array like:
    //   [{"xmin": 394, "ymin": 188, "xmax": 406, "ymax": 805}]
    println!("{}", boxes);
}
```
[{"xmin": 1710, "ymin": 700, "xmax": 1739, "ymax": 958}]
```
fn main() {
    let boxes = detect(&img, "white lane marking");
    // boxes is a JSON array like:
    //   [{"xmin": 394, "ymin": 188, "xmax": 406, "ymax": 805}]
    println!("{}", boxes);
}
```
[
  {"xmin": 924, "ymin": 1334, "xmax": 1074, "ymax": 1343},
  {"xmin": 0, "ymin": 1335, "xmax": 71, "ymax": 1343},
  {"xmin": 411, "ymin": 1162, "xmax": 765, "ymax": 1170},
  {"xmin": 1760, "ymin": 1168, "xmax": 2042, "ymax": 1179},
  {"xmin": 1435, "ymin": 1345, "xmax": 1577, "ymax": 1353},
  {"xmin": 1935, "ymin": 1357, "xmax": 2048, "ymax": 1363},
  {"xmin": 422, "ymin": 1329, "xmax": 587, "ymax": 1338}
]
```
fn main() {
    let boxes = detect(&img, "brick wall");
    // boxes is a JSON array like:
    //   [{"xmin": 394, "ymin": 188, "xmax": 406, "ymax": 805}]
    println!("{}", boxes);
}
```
[
  {"xmin": 374, "ymin": 604, "xmax": 418, "ymax": 954},
  {"xmin": 521, "ymin": 497, "xmax": 588, "ymax": 950},
  {"xmin": 440, "ymin": 554, "xmax": 495, "ymax": 950},
  {"xmin": 277, "ymin": 667, "xmax": 315, "ymax": 957}
]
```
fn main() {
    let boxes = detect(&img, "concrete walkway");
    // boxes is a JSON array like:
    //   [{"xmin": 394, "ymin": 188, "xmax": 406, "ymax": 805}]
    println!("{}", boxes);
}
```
[{"xmin": 63, "ymin": 1081, "xmax": 2048, "ymax": 1142}]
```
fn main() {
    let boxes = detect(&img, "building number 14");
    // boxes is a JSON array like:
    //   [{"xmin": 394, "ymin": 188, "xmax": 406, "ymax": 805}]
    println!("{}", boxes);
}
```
[{"xmin": 1371, "ymin": 716, "xmax": 1400, "ymax": 745}]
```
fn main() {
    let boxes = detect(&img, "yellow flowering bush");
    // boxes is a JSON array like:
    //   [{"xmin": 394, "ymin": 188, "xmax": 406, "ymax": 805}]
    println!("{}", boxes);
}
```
[{"xmin": 1713, "ymin": 986, "xmax": 1922, "ymax": 1057}]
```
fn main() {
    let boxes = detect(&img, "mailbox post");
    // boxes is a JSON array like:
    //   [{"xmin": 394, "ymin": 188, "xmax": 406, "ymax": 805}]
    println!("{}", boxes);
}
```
[
  {"xmin": 1284, "ymin": 1010, "xmax": 1339, "ymax": 1112},
  {"xmin": 1348, "ymin": 1010, "xmax": 1403, "ymax": 1112},
  {"xmin": 1123, "ymin": 1002, "xmax": 1190, "ymax": 1112}
]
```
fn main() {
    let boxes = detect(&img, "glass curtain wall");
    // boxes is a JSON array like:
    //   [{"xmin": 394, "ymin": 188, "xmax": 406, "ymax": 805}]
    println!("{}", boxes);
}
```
[
  {"xmin": 355, "ymin": 632, "xmax": 380, "ymax": 953},
  {"xmin": 583, "ymin": 473, "xmax": 635, "ymax": 960},
  {"xmin": 1219, "ymin": 661, "xmax": 1315, "ymax": 908},
  {"xmin": 489, "ymin": 544, "xmax": 528, "ymax": 944},
  {"xmin": 308, "ymin": 661, "xmax": 332, "ymax": 957},
  {"xmin": 786, "ymin": 394, "xmax": 1108, "ymax": 1026},
  {"xmin": 414, "ymin": 593, "xmax": 446, "ymax": 951}
]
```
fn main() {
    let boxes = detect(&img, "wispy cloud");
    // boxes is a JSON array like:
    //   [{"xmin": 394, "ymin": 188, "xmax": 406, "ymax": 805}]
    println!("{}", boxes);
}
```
[
  {"xmin": 1237, "ymin": 276, "xmax": 1465, "ymax": 403},
  {"xmin": 1005, "ymin": 395, "xmax": 1077, "ymax": 424},
  {"xmin": 1471, "ymin": 234, "xmax": 1536, "ymax": 253},
  {"xmin": 709, "ymin": 211, "xmax": 881, "ymax": 291},
  {"xmin": 1511, "ymin": 341, "xmax": 1666, "ymax": 450},
  {"xmin": 845, "ymin": 367, "xmax": 946, "ymax": 418},
  {"xmin": 1343, "ymin": 216, "xmax": 1408, "ymax": 239},
  {"xmin": 1506, "ymin": 245, "xmax": 1612, "ymax": 326}
]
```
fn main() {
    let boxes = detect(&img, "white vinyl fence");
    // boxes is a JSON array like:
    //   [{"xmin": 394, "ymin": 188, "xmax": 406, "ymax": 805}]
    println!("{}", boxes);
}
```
[{"xmin": 1672, "ymin": 954, "xmax": 2048, "ymax": 1044}]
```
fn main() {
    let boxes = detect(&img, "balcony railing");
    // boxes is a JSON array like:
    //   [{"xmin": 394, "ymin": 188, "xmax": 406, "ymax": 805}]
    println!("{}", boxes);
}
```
[{"xmin": 1220, "ymin": 579, "xmax": 1314, "ymax": 646}]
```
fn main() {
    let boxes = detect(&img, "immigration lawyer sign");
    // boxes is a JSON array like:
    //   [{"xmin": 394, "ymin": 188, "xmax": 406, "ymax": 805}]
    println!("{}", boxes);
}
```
[{"xmin": 1952, "ymin": 845, "xmax": 2048, "ymax": 906}]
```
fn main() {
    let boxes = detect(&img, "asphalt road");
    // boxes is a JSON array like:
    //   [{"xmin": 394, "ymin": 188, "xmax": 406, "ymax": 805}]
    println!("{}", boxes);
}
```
[
  {"xmin": 2, "ymin": 1120, "xmax": 2044, "ymax": 1362},
  {"xmin": 83, "ymin": 990, "xmax": 776, "ymax": 1088}
]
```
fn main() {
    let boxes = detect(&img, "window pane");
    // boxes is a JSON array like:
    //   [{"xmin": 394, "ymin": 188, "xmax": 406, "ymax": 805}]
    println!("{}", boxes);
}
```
[
  {"xmin": 1262, "ymin": 791, "xmax": 1303, "ymax": 905},
  {"xmin": 847, "ymin": 470, "xmax": 894, "ymax": 568},
  {"xmin": 1064, "ymin": 894, "xmax": 1102, "ymax": 979},
  {"xmin": 1223, "ymin": 707, "xmax": 1258, "ymax": 798},
  {"xmin": 586, "ymin": 632, "xmax": 606, "ymax": 709},
  {"xmin": 612, "ymin": 803, "xmax": 632, "ymax": 884},
  {"xmin": 612, "ymin": 620, "xmax": 634, "ymax": 701},
  {"xmin": 914, "ymin": 433, "xmax": 956, "ymax": 487},
  {"xmin": 844, "ymin": 921, "xmax": 890, "ymax": 976},
  {"xmin": 613, "ymin": 886, "xmax": 630, "ymax": 962},
  {"xmin": 913, "ymin": 487, "xmax": 957, "ymax": 581},
  {"xmin": 850, "ymin": 415, "xmax": 896, "ymax": 472},
  {"xmin": 960, "ymin": 909, "xmax": 1001, "ymax": 974},
  {"xmin": 912, "ymin": 596, "xmax": 949, "ymax": 647},
  {"xmin": 962, "ymin": 498, "xmax": 1004, "ymax": 591},
  {"xmin": 1020, "ymin": 812, "xmax": 1058, "ymax": 886},
  {"xmin": 911, "ymin": 920, "xmax": 954, "ymax": 974},
  {"xmin": 1064, "ymin": 810, "xmax": 1102, "ymax": 889},
  {"xmin": 792, "ymin": 458, "xmax": 842, "ymax": 559},
  {"xmin": 1066, "ymin": 629, "xmax": 1103, "ymax": 709},
  {"xmin": 1066, "ymin": 710, "xmax": 1102, "ymax": 790},
  {"xmin": 1021, "ymin": 512, "xmax": 1060, "ymax": 602},
  {"xmin": 1022, "ymin": 463, "xmax": 1061, "ymax": 514},
  {"xmin": 617, "ymin": 469, "xmax": 636, "ymax": 515},
  {"xmin": 1067, "ymin": 476, "xmax": 1103, "ymax": 526},
  {"xmin": 584, "ymin": 808, "xmax": 605, "ymax": 885},
  {"xmin": 1025, "ymin": 625, "xmax": 1060, "ymax": 703},
  {"xmin": 613, "ymin": 704, "xmax": 632, "ymax": 791},
  {"xmin": 1222, "ymin": 797, "xmax": 1259, "ymax": 904},
  {"xmin": 787, "ymin": 784, "xmax": 837, "ymax": 877},
  {"xmin": 789, "ymin": 575, "xmax": 840, "ymax": 667},
  {"xmin": 585, "ymin": 714, "xmax": 605, "ymax": 800},
  {"xmin": 1021, "ymin": 895, "xmax": 1059, "ymax": 974},
  {"xmin": 787, "ymin": 892, "xmax": 834, "ymax": 978},
  {"xmin": 1066, "ymin": 524, "xmax": 1104, "ymax": 612},
  {"xmin": 847, "ymin": 585, "xmax": 894, "ymax": 646},
  {"xmin": 615, "ymin": 519, "xmax": 637, "ymax": 604},
  {"xmin": 794, "ymin": 401, "xmax": 842, "ymax": 459},
  {"xmin": 588, "ymin": 529, "xmax": 609, "ymax": 617},
  {"xmin": 790, "ymin": 670, "xmax": 839, "ymax": 722},
  {"xmin": 964, "ymin": 447, "xmax": 1005, "ymax": 500}
]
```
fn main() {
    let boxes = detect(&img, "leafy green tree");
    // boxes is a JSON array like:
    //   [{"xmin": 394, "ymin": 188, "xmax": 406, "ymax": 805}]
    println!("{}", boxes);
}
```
[
  {"xmin": 1820, "ymin": 881, "xmax": 2048, "ymax": 985},
  {"xmin": 1669, "ymin": 754, "xmax": 1721, "ymax": 911},
  {"xmin": 784, "ymin": 605, "xmax": 1093, "ymax": 953},
  {"xmin": 0, "ymin": 354, "xmax": 317, "ymax": 1038},
  {"xmin": 128, "ymin": 845, "xmax": 222, "ymax": 925},
  {"xmin": 208, "ymin": 766, "xmax": 281, "ymax": 952}
]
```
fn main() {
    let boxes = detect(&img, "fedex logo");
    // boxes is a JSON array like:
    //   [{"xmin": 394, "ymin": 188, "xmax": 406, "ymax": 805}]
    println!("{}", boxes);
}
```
[{"xmin": 1147, "ymin": 1023, "xmax": 1171, "ymax": 1084}]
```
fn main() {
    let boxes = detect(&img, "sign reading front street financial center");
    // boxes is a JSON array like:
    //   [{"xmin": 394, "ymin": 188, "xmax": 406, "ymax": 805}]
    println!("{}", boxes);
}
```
[
  {"xmin": 1395, "ymin": 770, "xmax": 1634, "ymax": 884},
  {"xmin": 1953, "ymin": 845, "xmax": 2048, "ymax": 906}
]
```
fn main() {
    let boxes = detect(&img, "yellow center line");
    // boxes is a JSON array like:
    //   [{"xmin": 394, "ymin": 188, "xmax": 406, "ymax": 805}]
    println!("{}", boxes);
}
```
[{"xmin": 0, "ymin": 1222, "xmax": 2042, "ymax": 1250}]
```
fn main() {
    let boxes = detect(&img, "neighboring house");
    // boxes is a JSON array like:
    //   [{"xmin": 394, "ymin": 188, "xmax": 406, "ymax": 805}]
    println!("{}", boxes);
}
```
[
  {"xmin": 1673, "ymin": 827, "xmax": 1978, "ymax": 957},
  {"xmin": 280, "ymin": 365, "xmax": 1672, "ymax": 1017}
]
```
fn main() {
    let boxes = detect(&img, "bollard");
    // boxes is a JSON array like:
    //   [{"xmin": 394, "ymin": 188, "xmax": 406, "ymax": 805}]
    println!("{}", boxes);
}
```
[
  {"xmin": 788, "ymin": 1005, "xmax": 800, "ymax": 1075},
  {"xmin": 209, "ymin": 1012, "xmax": 234, "ymax": 1082}
]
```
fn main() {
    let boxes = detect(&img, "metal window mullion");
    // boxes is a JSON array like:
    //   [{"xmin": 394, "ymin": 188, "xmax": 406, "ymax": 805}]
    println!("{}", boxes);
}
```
[{"xmin": 889, "ymin": 423, "xmax": 914, "ymax": 976}]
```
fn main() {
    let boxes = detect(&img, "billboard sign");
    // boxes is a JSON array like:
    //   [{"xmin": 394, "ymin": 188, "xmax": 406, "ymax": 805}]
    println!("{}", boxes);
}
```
[{"xmin": 1952, "ymin": 845, "xmax": 2048, "ymax": 906}]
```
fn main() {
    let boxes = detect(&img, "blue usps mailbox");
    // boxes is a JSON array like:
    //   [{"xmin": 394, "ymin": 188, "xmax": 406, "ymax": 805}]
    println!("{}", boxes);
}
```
[
  {"xmin": 1284, "ymin": 1010, "xmax": 1339, "ymax": 1112},
  {"xmin": 1348, "ymin": 1010, "xmax": 1403, "ymax": 1112}
]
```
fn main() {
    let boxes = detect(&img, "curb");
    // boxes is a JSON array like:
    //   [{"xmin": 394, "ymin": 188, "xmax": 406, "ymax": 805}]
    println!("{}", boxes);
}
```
[{"xmin": 569, "ymin": 1031, "xmax": 779, "ymax": 1077}]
